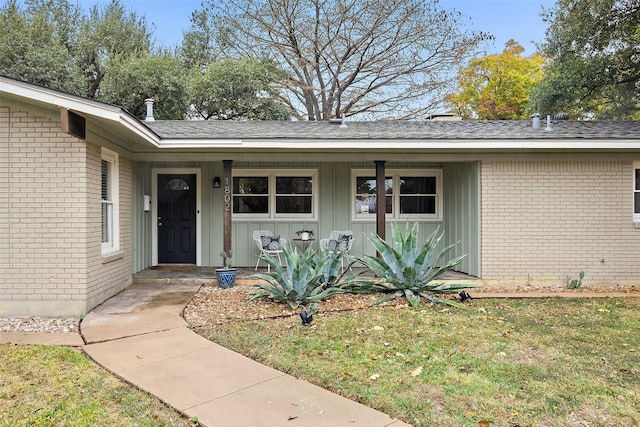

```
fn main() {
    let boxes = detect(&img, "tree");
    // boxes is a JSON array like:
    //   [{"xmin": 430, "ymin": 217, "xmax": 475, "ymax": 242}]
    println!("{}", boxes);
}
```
[
  {"xmin": 533, "ymin": 0, "xmax": 640, "ymax": 119},
  {"xmin": 186, "ymin": 0, "xmax": 489, "ymax": 121},
  {"xmin": 79, "ymin": 0, "xmax": 153, "ymax": 98},
  {"xmin": 180, "ymin": 8, "xmax": 217, "ymax": 71},
  {"xmin": 189, "ymin": 58, "xmax": 291, "ymax": 120},
  {"xmin": 0, "ymin": 0, "xmax": 155, "ymax": 102},
  {"xmin": 100, "ymin": 52, "xmax": 190, "ymax": 120},
  {"xmin": 449, "ymin": 40, "xmax": 544, "ymax": 120},
  {"xmin": 0, "ymin": 0, "xmax": 85, "ymax": 95}
]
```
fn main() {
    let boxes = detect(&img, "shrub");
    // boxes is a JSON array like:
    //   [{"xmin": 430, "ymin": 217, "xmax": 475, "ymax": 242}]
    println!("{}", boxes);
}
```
[
  {"xmin": 352, "ymin": 223, "xmax": 480, "ymax": 306},
  {"xmin": 566, "ymin": 271, "xmax": 585, "ymax": 289},
  {"xmin": 249, "ymin": 243, "xmax": 355, "ymax": 313}
]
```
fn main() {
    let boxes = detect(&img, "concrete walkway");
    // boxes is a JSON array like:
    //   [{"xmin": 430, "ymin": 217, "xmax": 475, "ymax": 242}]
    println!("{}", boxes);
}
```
[{"xmin": 80, "ymin": 283, "xmax": 410, "ymax": 427}]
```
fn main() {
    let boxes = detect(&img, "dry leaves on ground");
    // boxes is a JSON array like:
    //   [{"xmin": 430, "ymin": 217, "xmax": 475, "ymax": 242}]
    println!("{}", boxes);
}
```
[{"xmin": 182, "ymin": 284, "xmax": 406, "ymax": 327}]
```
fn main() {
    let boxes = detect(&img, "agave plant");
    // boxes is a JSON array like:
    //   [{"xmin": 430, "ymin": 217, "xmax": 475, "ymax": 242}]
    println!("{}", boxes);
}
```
[
  {"xmin": 249, "ymin": 243, "xmax": 354, "ymax": 312},
  {"xmin": 355, "ymin": 223, "xmax": 480, "ymax": 306}
]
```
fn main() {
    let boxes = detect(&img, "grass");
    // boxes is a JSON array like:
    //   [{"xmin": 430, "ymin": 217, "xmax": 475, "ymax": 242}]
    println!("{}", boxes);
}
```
[
  {"xmin": 0, "ymin": 344, "xmax": 194, "ymax": 427},
  {"xmin": 192, "ymin": 297, "xmax": 640, "ymax": 427}
]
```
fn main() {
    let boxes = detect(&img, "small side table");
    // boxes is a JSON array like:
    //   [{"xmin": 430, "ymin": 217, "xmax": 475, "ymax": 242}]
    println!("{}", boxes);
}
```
[{"xmin": 293, "ymin": 238, "xmax": 315, "ymax": 252}]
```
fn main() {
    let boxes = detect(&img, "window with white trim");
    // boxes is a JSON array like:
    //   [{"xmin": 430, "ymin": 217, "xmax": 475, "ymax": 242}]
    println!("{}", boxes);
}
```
[
  {"xmin": 233, "ymin": 170, "xmax": 317, "ymax": 219},
  {"xmin": 101, "ymin": 149, "xmax": 119, "ymax": 253},
  {"xmin": 634, "ymin": 162, "xmax": 640, "ymax": 222},
  {"xmin": 352, "ymin": 169, "xmax": 442, "ymax": 220}
]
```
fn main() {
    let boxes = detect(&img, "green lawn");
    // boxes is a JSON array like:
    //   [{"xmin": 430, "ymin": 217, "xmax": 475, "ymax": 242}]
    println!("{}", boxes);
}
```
[
  {"xmin": 0, "ymin": 344, "xmax": 194, "ymax": 427},
  {"xmin": 192, "ymin": 297, "xmax": 640, "ymax": 427}
]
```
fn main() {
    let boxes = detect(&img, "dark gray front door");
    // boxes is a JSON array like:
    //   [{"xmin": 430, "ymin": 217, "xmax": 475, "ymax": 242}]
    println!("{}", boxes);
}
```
[{"xmin": 157, "ymin": 174, "xmax": 196, "ymax": 264}]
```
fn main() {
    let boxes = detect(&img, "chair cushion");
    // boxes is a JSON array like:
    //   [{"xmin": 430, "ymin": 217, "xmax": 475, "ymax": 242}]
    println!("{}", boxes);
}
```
[
  {"xmin": 337, "ymin": 234, "xmax": 352, "ymax": 251},
  {"xmin": 262, "ymin": 235, "xmax": 281, "ymax": 250},
  {"xmin": 328, "ymin": 234, "xmax": 351, "ymax": 252}
]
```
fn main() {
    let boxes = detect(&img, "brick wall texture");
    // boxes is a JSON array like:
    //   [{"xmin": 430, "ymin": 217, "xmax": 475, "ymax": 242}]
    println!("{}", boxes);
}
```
[
  {"xmin": 0, "ymin": 106, "xmax": 131, "ymax": 316},
  {"xmin": 481, "ymin": 161, "xmax": 640, "ymax": 285}
]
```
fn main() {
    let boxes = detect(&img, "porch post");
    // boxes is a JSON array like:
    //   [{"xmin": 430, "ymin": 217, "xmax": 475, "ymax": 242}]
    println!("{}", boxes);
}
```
[
  {"xmin": 375, "ymin": 160, "xmax": 386, "ymax": 251},
  {"xmin": 223, "ymin": 160, "xmax": 232, "ymax": 256}
]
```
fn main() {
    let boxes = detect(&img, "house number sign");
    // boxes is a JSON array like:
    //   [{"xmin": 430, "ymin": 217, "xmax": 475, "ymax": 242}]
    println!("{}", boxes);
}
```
[{"xmin": 223, "ymin": 177, "xmax": 231, "ymax": 211}]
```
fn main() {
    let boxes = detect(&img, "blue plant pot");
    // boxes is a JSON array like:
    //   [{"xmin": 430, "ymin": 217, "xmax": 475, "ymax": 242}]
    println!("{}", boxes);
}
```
[{"xmin": 216, "ymin": 268, "xmax": 236, "ymax": 289}]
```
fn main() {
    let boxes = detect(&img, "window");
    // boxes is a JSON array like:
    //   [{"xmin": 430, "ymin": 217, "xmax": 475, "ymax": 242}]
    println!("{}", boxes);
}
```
[
  {"xmin": 233, "ymin": 170, "xmax": 317, "ymax": 219},
  {"xmin": 101, "ymin": 149, "xmax": 119, "ymax": 253},
  {"xmin": 634, "ymin": 163, "xmax": 640, "ymax": 222},
  {"xmin": 352, "ymin": 169, "xmax": 442, "ymax": 220}
]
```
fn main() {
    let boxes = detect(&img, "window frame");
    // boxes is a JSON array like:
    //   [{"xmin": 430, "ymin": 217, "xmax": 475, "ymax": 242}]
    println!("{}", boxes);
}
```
[
  {"xmin": 101, "ymin": 148, "xmax": 119, "ymax": 254},
  {"xmin": 634, "ymin": 162, "xmax": 640, "ymax": 222},
  {"xmin": 232, "ymin": 169, "xmax": 318, "ymax": 220},
  {"xmin": 351, "ymin": 168, "xmax": 443, "ymax": 221}
]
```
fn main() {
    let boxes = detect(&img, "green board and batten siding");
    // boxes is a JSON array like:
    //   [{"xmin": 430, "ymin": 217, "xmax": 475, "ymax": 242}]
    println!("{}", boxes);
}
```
[{"xmin": 132, "ymin": 161, "xmax": 480, "ymax": 277}]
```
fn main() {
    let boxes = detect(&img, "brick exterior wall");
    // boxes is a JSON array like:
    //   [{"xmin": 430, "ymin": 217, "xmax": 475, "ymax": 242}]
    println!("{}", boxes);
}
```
[
  {"xmin": 85, "ymin": 143, "xmax": 132, "ymax": 311},
  {"xmin": 481, "ymin": 161, "xmax": 640, "ymax": 287},
  {"xmin": 0, "ymin": 106, "xmax": 132, "ymax": 316}
]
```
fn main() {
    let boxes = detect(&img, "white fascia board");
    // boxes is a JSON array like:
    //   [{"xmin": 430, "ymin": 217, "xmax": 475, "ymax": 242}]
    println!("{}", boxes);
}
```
[
  {"xmin": 156, "ymin": 139, "xmax": 243, "ymax": 148},
  {"xmin": 153, "ymin": 138, "xmax": 640, "ymax": 151},
  {"xmin": 119, "ymin": 114, "xmax": 161, "ymax": 146}
]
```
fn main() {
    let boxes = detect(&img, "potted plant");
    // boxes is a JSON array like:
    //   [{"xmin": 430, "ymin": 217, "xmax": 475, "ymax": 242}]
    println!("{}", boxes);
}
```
[
  {"xmin": 296, "ymin": 229, "xmax": 314, "ymax": 241},
  {"xmin": 215, "ymin": 250, "xmax": 236, "ymax": 288}
]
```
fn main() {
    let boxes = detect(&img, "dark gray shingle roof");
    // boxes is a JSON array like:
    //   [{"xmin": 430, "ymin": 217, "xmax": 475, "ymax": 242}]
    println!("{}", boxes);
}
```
[{"xmin": 145, "ymin": 120, "xmax": 640, "ymax": 140}]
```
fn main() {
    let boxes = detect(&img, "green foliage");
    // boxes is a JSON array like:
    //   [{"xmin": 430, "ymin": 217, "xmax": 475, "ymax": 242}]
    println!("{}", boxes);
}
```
[
  {"xmin": 219, "ymin": 250, "xmax": 233, "ymax": 268},
  {"xmin": 0, "ymin": 0, "xmax": 85, "ymax": 94},
  {"xmin": 355, "ymin": 223, "xmax": 478, "ymax": 306},
  {"xmin": 449, "ymin": 40, "xmax": 544, "ymax": 120},
  {"xmin": 179, "ymin": 8, "xmax": 217, "ymax": 70},
  {"xmin": 0, "ymin": 0, "xmax": 155, "ymax": 100},
  {"xmin": 566, "ymin": 271, "xmax": 585, "ymax": 289},
  {"xmin": 80, "ymin": 0, "xmax": 154, "ymax": 98},
  {"xmin": 533, "ymin": 0, "xmax": 640, "ymax": 119},
  {"xmin": 189, "ymin": 58, "xmax": 291, "ymax": 120},
  {"xmin": 249, "ymin": 243, "xmax": 352, "ymax": 310},
  {"xmin": 100, "ymin": 52, "xmax": 189, "ymax": 119}
]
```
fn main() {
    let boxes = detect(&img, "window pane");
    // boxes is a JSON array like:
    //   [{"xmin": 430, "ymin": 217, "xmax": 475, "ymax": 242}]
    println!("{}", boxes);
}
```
[
  {"xmin": 356, "ymin": 177, "xmax": 392, "ymax": 194},
  {"xmin": 354, "ymin": 195, "xmax": 392, "ymax": 214},
  {"xmin": 400, "ymin": 176, "xmax": 436, "ymax": 194},
  {"xmin": 635, "ymin": 193, "xmax": 640, "ymax": 214},
  {"xmin": 233, "ymin": 177, "xmax": 268, "ymax": 194},
  {"xmin": 400, "ymin": 196, "xmax": 436, "ymax": 214},
  {"xmin": 233, "ymin": 196, "xmax": 268, "ymax": 213},
  {"xmin": 276, "ymin": 176, "xmax": 312, "ymax": 194},
  {"xmin": 276, "ymin": 196, "xmax": 312, "ymax": 213},
  {"xmin": 102, "ymin": 203, "xmax": 112, "ymax": 243},
  {"xmin": 165, "ymin": 179, "xmax": 189, "ymax": 191},
  {"xmin": 635, "ymin": 169, "xmax": 640, "ymax": 191}
]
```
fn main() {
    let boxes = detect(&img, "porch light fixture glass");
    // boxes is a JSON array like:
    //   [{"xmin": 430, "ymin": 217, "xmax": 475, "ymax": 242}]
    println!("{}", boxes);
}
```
[{"xmin": 213, "ymin": 177, "xmax": 221, "ymax": 188}]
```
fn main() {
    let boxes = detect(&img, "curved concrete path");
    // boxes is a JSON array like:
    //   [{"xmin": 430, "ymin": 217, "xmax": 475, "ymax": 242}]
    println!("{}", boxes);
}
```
[{"xmin": 81, "ymin": 283, "xmax": 410, "ymax": 427}]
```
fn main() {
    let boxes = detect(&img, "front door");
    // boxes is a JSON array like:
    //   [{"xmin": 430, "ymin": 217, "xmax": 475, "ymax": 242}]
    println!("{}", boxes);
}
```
[{"xmin": 157, "ymin": 174, "xmax": 197, "ymax": 264}]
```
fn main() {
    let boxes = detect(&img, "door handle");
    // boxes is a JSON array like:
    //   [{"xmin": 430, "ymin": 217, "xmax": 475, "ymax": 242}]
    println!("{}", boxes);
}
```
[{"xmin": 158, "ymin": 222, "xmax": 163, "ymax": 226}]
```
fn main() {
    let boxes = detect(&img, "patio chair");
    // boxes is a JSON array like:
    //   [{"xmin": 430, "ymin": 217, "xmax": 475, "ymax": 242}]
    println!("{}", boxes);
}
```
[
  {"xmin": 319, "ymin": 230, "xmax": 354, "ymax": 272},
  {"xmin": 253, "ymin": 230, "xmax": 287, "ymax": 272}
]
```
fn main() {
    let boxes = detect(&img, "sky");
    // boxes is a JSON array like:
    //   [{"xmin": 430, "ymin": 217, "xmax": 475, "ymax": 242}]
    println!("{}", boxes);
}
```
[{"xmin": 72, "ymin": 0, "xmax": 556, "ymax": 56}]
